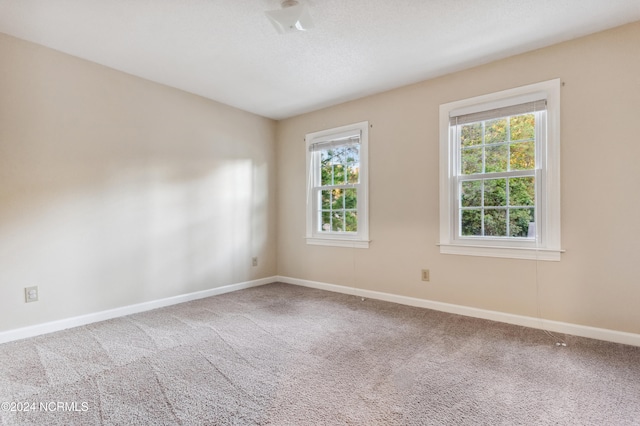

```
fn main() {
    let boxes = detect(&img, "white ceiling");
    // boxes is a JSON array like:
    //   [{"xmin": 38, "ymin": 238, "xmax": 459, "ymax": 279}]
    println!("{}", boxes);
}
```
[{"xmin": 0, "ymin": 0, "xmax": 639, "ymax": 120}]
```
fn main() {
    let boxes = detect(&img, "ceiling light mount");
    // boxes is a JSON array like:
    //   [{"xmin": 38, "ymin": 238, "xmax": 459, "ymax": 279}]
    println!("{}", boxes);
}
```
[{"xmin": 265, "ymin": 0, "xmax": 314, "ymax": 34}]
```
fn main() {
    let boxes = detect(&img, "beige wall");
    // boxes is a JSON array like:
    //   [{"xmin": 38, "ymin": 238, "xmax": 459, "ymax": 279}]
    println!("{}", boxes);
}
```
[
  {"xmin": 277, "ymin": 22, "xmax": 640, "ymax": 334},
  {"xmin": 0, "ymin": 34, "xmax": 277, "ymax": 332}
]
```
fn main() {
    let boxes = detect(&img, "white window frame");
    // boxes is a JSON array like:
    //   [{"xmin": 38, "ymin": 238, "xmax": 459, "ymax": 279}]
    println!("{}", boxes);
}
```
[
  {"xmin": 306, "ymin": 121, "xmax": 370, "ymax": 248},
  {"xmin": 439, "ymin": 79, "xmax": 562, "ymax": 261}
]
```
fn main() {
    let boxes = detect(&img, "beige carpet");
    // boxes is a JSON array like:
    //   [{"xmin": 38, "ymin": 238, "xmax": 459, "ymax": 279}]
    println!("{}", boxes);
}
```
[{"xmin": 0, "ymin": 282, "xmax": 639, "ymax": 425}]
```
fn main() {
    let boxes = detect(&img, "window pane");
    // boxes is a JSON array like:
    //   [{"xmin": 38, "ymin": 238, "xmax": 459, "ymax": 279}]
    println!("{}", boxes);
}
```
[
  {"xmin": 484, "ymin": 179, "xmax": 506, "ymax": 206},
  {"xmin": 345, "ymin": 188, "xmax": 357, "ymax": 209},
  {"xmin": 485, "ymin": 118, "xmax": 507, "ymax": 144},
  {"xmin": 343, "ymin": 146, "xmax": 360, "ymax": 163},
  {"xmin": 347, "ymin": 163, "xmax": 360, "ymax": 184},
  {"xmin": 346, "ymin": 211, "xmax": 358, "ymax": 232},
  {"xmin": 332, "ymin": 212, "xmax": 345, "ymax": 232},
  {"xmin": 485, "ymin": 145, "xmax": 508, "ymax": 173},
  {"xmin": 461, "ymin": 123, "xmax": 482, "ymax": 147},
  {"xmin": 510, "ymin": 141, "xmax": 535, "ymax": 170},
  {"xmin": 509, "ymin": 208, "xmax": 535, "ymax": 237},
  {"xmin": 484, "ymin": 209, "xmax": 507, "ymax": 236},
  {"xmin": 331, "ymin": 147, "xmax": 348, "ymax": 164},
  {"xmin": 321, "ymin": 190, "xmax": 331, "ymax": 209},
  {"xmin": 461, "ymin": 209, "xmax": 482, "ymax": 236},
  {"xmin": 461, "ymin": 147, "xmax": 482, "ymax": 174},
  {"xmin": 509, "ymin": 177, "xmax": 535, "ymax": 206},
  {"xmin": 461, "ymin": 180, "xmax": 482, "ymax": 207},
  {"xmin": 321, "ymin": 212, "xmax": 331, "ymax": 232},
  {"xmin": 510, "ymin": 114, "xmax": 535, "ymax": 141},
  {"xmin": 321, "ymin": 161, "xmax": 332, "ymax": 185},
  {"xmin": 320, "ymin": 145, "xmax": 359, "ymax": 186},
  {"xmin": 333, "ymin": 164, "xmax": 346, "ymax": 185},
  {"xmin": 331, "ymin": 189, "xmax": 344, "ymax": 209}
]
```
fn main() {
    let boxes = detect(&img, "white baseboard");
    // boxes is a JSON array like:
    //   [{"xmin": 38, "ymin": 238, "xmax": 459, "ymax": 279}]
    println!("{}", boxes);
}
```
[
  {"xmin": 0, "ymin": 277, "xmax": 275, "ymax": 345},
  {"xmin": 277, "ymin": 276, "xmax": 640, "ymax": 348},
  {"xmin": 3, "ymin": 275, "xmax": 639, "ymax": 348}
]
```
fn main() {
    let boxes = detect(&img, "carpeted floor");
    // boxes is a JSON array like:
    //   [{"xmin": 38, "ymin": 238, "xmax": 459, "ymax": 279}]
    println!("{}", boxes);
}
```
[{"xmin": 0, "ymin": 282, "xmax": 639, "ymax": 425}]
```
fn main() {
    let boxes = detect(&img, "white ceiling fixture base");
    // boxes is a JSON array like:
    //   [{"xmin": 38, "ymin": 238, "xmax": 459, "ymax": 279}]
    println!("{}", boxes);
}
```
[{"xmin": 265, "ymin": 0, "xmax": 314, "ymax": 34}]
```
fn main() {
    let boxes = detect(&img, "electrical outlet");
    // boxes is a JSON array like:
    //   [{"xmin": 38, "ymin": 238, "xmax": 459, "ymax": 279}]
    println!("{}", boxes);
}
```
[
  {"xmin": 252, "ymin": 257, "xmax": 258, "ymax": 267},
  {"xmin": 421, "ymin": 269, "xmax": 430, "ymax": 282},
  {"xmin": 25, "ymin": 286, "xmax": 38, "ymax": 303}
]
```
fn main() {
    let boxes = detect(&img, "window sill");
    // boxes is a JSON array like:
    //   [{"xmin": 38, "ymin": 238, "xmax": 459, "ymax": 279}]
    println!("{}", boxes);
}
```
[
  {"xmin": 438, "ymin": 243, "xmax": 563, "ymax": 261},
  {"xmin": 306, "ymin": 237, "xmax": 370, "ymax": 249}
]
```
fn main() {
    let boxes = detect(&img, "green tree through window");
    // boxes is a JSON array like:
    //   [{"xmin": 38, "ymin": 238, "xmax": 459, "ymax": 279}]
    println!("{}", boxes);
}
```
[
  {"xmin": 458, "ymin": 113, "xmax": 536, "ymax": 238},
  {"xmin": 319, "ymin": 146, "xmax": 360, "ymax": 232}
]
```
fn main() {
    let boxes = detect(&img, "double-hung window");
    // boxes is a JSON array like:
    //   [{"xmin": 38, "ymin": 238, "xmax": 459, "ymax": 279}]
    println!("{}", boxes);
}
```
[
  {"xmin": 306, "ymin": 121, "xmax": 369, "ymax": 248},
  {"xmin": 439, "ymin": 80, "xmax": 562, "ymax": 260}
]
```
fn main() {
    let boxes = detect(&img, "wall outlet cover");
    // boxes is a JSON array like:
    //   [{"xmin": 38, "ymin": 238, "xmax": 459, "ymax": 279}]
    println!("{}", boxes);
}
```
[{"xmin": 25, "ymin": 286, "xmax": 39, "ymax": 303}]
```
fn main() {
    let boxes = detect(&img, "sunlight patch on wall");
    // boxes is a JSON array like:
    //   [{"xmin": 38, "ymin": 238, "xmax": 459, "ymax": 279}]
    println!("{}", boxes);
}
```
[{"xmin": 0, "ymin": 158, "xmax": 261, "ymax": 325}]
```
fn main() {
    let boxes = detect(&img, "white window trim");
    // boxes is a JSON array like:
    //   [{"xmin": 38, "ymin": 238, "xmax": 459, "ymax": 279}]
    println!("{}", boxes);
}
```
[
  {"xmin": 439, "ymin": 79, "xmax": 563, "ymax": 261},
  {"xmin": 306, "ymin": 121, "xmax": 370, "ymax": 248}
]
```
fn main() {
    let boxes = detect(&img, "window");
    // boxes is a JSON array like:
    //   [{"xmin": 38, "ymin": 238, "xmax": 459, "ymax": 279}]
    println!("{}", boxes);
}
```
[
  {"xmin": 439, "ymin": 80, "xmax": 562, "ymax": 260},
  {"xmin": 306, "ymin": 121, "xmax": 369, "ymax": 248}
]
